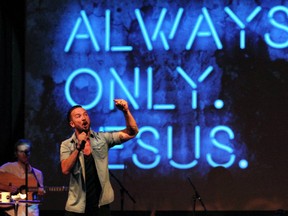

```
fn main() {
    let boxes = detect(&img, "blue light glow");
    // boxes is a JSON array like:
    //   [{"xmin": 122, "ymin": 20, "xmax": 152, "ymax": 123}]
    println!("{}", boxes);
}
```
[
  {"xmin": 65, "ymin": 68, "xmax": 103, "ymax": 110},
  {"xmin": 152, "ymin": 8, "xmax": 167, "ymax": 41},
  {"xmin": 169, "ymin": 8, "xmax": 184, "ymax": 39},
  {"xmin": 57, "ymin": 3, "xmax": 288, "ymax": 173},
  {"xmin": 239, "ymin": 159, "xmax": 249, "ymax": 169},
  {"xmin": 186, "ymin": 7, "xmax": 223, "ymax": 50},
  {"xmin": 224, "ymin": 7, "xmax": 246, "ymax": 29},
  {"xmin": 176, "ymin": 67, "xmax": 197, "ymax": 89},
  {"xmin": 64, "ymin": 10, "xmax": 100, "ymax": 52},
  {"xmin": 105, "ymin": 10, "xmax": 110, "ymax": 51},
  {"xmin": 110, "ymin": 68, "xmax": 139, "ymax": 110},
  {"xmin": 264, "ymin": 6, "xmax": 288, "ymax": 49},
  {"xmin": 206, "ymin": 126, "xmax": 236, "ymax": 168},
  {"xmin": 214, "ymin": 99, "xmax": 224, "ymax": 109},
  {"xmin": 192, "ymin": 90, "xmax": 197, "ymax": 109},
  {"xmin": 132, "ymin": 126, "xmax": 161, "ymax": 169},
  {"xmin": 198, "ymin": 66, "xmax": 213, "ymax": 83},
  {"xmin": 201, "ymin": 7, "xmax": 223, "ymax": 49},
  {"xmin": 169, "ymin": 126, "xmax": 200, "ymax": 169},
  {"xmin": 135, "ymin": 9, "xmax": 153, "ymax": 50},
  {"xmin": 224, "ymin": 6, "xmax": 262, "ymax": 49}
]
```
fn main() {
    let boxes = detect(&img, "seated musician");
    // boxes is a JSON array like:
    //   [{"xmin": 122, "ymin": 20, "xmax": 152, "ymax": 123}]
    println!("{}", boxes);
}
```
[{"xmin": 0, "ymin": 139, "xmax": 44, "ymax": 216}]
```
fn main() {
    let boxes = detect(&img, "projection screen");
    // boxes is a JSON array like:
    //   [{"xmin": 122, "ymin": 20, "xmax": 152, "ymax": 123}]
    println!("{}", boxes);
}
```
[{"xmin": 25, "ymin": 0, "xmax": 288, "ymax": 211}]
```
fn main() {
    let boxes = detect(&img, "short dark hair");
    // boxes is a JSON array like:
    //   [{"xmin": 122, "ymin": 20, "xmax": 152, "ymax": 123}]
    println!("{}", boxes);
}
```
[
  {"xmin": 14, "ymin": 139, "xmax": 32, "ymax": 153},
  {"xmin": 67, "ymin": 105, "xmax": 82, "ymax": 124}
]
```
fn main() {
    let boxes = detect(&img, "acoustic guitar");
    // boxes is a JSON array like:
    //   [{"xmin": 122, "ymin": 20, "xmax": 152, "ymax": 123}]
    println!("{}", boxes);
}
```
[{"xmin": 0, "ymin": 172, "xmax": 68, "ymax": 201}]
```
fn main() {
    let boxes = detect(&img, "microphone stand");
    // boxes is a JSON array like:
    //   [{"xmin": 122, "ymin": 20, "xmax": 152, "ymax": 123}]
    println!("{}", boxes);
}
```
[
  {"xmin": 109, "ymin": 171, "xmax": 136, "ymax": 211},
  {"xmin": 25, "ymin": 163, "xmax": 29, "ymax": 216},
  {"xmin": 187, "ymin": 177, "xmax": 207, "ymax": 216}
]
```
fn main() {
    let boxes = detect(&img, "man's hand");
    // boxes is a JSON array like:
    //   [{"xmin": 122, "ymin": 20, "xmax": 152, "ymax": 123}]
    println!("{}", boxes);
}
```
[
  {"xmin": 9, "ymin": 185, "xmax": 18, "ymax": 194},
  {"xmin": 38, "ymin": 187, "xmax": 46, "ymax": 196},
  {"xmin": 114, "ymin": 99, "xmax": 128, "ymax": 113},
  {"xmin": 77, "ymin": 131, "xmax": 88, "ymax": 150},
  {"xmin": 114, "ymin": 98, "xmax": 139, "ymax": 142}
]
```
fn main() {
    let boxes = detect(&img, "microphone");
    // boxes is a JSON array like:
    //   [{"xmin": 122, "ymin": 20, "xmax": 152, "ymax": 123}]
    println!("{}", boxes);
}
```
[
  {"xmin": 79, "ymin": 130, "xmax": 88, "ymax": 150},
  {"xmin": 80, "ymin": 140, "xmax": 86, "ymax": 150}
]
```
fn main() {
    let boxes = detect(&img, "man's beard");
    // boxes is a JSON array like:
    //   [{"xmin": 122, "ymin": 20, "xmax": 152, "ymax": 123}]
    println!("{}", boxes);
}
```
[{"xmin": 76, "ymin": 124, "xmax": 90, "ymax": 133}]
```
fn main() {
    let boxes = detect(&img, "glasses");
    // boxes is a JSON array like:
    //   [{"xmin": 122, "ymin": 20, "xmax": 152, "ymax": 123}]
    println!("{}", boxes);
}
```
[{"xmin": 17, "ymin": 150, "xmax": 30, "ymax": 155}]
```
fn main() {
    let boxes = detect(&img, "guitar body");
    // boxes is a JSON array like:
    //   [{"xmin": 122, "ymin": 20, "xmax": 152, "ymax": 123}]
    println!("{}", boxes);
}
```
[{"xmin": 0, "ymin": 172, "xmax": 37, "ymax": 200}]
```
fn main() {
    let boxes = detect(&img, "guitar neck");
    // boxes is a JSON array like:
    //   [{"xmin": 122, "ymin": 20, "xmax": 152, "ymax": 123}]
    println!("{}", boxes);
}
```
[
  {"xmin": 44, "ymin": 186, "xmax": 68, "ymax": 192},
  {"xmin": 28, "ymin": 186, "xmax": 68, "ymax": 192}
]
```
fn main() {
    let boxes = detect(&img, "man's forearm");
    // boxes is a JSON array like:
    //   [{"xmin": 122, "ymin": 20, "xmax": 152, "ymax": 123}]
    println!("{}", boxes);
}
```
[
  {"xmin": 61, "ymin": 150, "xmax": 79, "ymax": 175},
  {"xmin": 125, "ymin": 109, "xmax": 138, "ymax": 134},
  {"xmin": 119, "ymin": 109, "xmax": 139, "ymax": 142}
]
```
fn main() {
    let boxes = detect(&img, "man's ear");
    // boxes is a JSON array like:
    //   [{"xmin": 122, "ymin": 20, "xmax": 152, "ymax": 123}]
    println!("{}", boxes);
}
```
[{"xmin": 69, "ymin": 121, "xmax": 75, "ymax": 128}]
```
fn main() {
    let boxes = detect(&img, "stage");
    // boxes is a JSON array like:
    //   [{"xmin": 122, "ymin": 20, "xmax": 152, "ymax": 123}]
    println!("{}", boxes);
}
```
[{"xmin": 40, "ymin": 210, "xmax": 286, "ymax": 216}]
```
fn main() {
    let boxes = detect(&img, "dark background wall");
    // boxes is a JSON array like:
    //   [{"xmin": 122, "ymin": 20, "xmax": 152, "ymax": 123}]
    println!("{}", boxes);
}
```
[{"xmin": 0, "ymin": 1, "xmax": 25, "ymax": 164}]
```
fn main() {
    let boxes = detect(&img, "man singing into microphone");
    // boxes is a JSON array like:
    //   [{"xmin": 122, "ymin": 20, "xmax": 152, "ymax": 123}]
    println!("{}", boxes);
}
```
[
  {"xmin": 0, "ymin": 139, "xmax": 44, "ymax": 216},
  {"xmin": 60, "ymin": 99, "xmax": 139, "ymax": 216}
]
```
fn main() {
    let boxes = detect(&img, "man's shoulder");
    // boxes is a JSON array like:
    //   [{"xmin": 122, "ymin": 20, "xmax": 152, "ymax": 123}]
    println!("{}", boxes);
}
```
[
  {"xmin": 91, "ymin": 130, "xmax": 120, "ymax": 144},
  {"xmin": 91, "ymin": 130, "xmax": 113, "ymax": 138},
  {"xmin": 0, "ymin": 161, "xmax": 18, "ymax": 169},
  {"xmin": 61, "ymin": 133, "xmax": 76, "ymax": 145},
  {"xmin": 91, "ymin": 130, "xmax": 117, "ymax": 136},
  {"xmin": 0, "ymin": 162, "xmax": 19, "ymax": 176}
]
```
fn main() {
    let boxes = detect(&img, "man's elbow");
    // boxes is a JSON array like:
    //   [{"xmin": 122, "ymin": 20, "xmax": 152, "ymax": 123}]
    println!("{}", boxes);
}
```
[
  {"xmin": 131, "ymin": 126, "xmax": 139, "ymax": 137},
  {"xmin": 119, "ymin": 128, "xmax": 139, "ymax": 142},
  {"xmin": 62, "ymin": 169, "xmax": 70, "ymax": 175},
  {"xmin": 128, "ymin": 129, "xmax": 138, "ymax": 140},
  {"xmin": 61, "ymin": 163, "xmax": 70, "ymax": 175}
]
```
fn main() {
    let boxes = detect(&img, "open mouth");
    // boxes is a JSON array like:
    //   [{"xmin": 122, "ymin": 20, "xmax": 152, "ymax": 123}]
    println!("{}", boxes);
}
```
[{"xmin": 82, "ymin": 122, "xmax": 89, "ymax": 129}]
